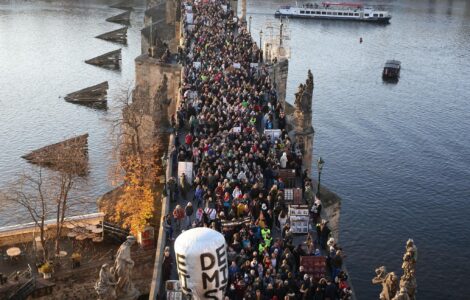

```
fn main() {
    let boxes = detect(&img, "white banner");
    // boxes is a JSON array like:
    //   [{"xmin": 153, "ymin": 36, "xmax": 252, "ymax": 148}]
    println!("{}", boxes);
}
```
[
  {"xmin": 178, "ymin": 161, "xmax": 193, "ymax": 183},
  {"xmin": 264, "ymin": 129, "xmax": 281, "ymax": 139},
  {"xmin": 186, "ymin": 13, "xmax": 194, "ymax": 24},
  {"xmin": 166, "ymin": 280, "xmax": 183, "ymax": 300},
  {"xmin": 289, "ymin": 205, "xmax": 309, "ymax": 234}
]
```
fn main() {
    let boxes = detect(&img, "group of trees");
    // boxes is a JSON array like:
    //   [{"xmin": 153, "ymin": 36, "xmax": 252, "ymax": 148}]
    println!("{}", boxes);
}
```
[
  {"xmin": 3, "ymin": 141, "xmax": 86, "ymax": 261},
  {"xmin": 1, "ymin": 83, "xmax": 168, "ymax": 263}
]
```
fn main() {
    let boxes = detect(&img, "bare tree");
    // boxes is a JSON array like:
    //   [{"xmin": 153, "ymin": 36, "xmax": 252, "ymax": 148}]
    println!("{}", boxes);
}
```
[
  {"xmin": 4, "ymin": 133, "xmax": 88, "ymax": 259},
  {"xmin": 6, "ymin": 168, "xmax": 50, "ymax": 260},
  {"xmin": 53, "ymin": 171, "xmax": 75, "ymax": 256},
  {"xmin": 110, "ymin": 84, "xmax": 150, "ymax": 161},
  {"xmin": 5, "ymin": 167, "xmax": 84, "ymax": 260}
]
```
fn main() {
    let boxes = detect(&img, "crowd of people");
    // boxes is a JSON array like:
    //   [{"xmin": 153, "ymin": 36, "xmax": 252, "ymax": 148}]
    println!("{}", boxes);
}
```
[{"xmin": 162, "ymin": 1, "xmax": 353, "ymax": 299}]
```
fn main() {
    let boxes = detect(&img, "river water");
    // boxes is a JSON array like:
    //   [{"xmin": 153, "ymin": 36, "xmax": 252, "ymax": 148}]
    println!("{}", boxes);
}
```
[
  {"xmin": 0, "ymin": 0, "xmax": 145, "ymax": 224},
  {"xmin": 249, "ymin": 0, "xmax": 470, "ymax": 299},
  {"xmin": 1, "ymin": 0, "xmax": 469, "ymax": 298}
]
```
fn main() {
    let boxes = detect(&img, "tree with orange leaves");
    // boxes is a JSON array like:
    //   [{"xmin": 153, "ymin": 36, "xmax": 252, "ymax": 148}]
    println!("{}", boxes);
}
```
[{"xmin": 104, "ymin": 84, "xmax": 168, "ymax": 235}]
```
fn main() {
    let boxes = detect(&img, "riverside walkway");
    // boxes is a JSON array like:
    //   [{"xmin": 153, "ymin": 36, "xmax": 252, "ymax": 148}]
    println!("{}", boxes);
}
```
[{"xmin": 154, "ymin": 1, "xmax": 353, "ymax": 299}]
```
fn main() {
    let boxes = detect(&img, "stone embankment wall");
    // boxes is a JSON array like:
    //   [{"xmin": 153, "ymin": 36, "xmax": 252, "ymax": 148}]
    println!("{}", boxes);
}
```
[{"xmin": 269, "ymin": 61, "xmax": 341, "ymax": 242}]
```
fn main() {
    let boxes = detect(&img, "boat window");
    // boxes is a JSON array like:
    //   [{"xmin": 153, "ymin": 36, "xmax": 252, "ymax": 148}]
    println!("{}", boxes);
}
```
[
  {"xmin": 338, "ymin": 12, "xmax": 343, "ymax": 16},
  {"xmin": 322, "ymin": 11, "xmax": 326, "ymax": 15},
  {"xmin": 373, "ymin": 13, "xmax": 378, "ymax": 17},
  {"xmin": 380, "ymin": 14, "xmax": 383, "ymax": 17},
  {"xmin": 300, "ymin": 10, "xmax": 305, "ymax": 14},
  {"xmin": 316, "ymin": 11, "xmax": 321, "ymax": 14},
  {"xmin": 333, "ymin": 12, "xmax": 337, "ymax": 15},
  {"xmin": 327, "ymin": 12, "xmax": 332, "ymax": 15},
  {"xmin": 349, "ymin": 13, "xmax": 353, "ymax": 16},
  {"xmin": 365, "ymin": 13, "xmax": 369, "ymax": 17},
  {"xmin": 354, "ymin": 13, "xmax": 359, "ymax": 16}
]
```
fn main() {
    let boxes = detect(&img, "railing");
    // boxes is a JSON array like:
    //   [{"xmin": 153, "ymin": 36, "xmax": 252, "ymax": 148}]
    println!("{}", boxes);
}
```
[
  {"xmin": 103, "ymin": 221, "xmax": 130, "ymax": 242},
  {"xmin": 8, "ymin": 277, "xmax": 35, "ymax": 300},
  {"xmin": 7, "ymin": 266, "xmax": 35, "ymax": 300},
  {"xmin": 149, "ymin": 133, "xmax": 176, "ymax": 300}
]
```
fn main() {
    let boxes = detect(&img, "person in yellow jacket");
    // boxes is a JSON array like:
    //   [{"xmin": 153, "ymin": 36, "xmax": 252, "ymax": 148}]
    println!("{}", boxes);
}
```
[
  {"xmin": 261, "ymin": 227, "xmax": 271, "ymax": 241},
  {"xmin": 264, "ymin": 234, "xmax": 273, "ymax": 248},
  {"xmin": 258, "ymin": 242, "xmax": 267, "ymax": 253}
]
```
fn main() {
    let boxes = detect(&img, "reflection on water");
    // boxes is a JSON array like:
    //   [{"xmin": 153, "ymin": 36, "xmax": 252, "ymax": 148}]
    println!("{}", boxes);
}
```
[
  {"xmin": 0, "ymin": 0, "xmax": 145, "ymax": 225},
  {"xmin": 246, "ymin": 0, "xmax": 469, "ymax": 299}
]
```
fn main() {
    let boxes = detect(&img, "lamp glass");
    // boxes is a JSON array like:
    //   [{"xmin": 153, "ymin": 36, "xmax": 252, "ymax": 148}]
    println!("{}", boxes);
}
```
[{"xmin": 317, "ymin": 157, "xmax": 324, "ymax": 172}]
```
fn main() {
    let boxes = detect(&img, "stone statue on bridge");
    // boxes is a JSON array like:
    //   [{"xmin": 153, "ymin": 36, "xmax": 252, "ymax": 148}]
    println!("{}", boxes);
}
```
[
  {"xmin": 373, "ymin": 239, "xmax": 417, "ymax": 300},
  {"xmin": 95, "ymin": 263, "xmax": 117, "ymax": 300},
  {"xmin": 154, "ymin": 75, "xmax": 172, "ymax": 129},
  {"xmin": 392, "ymin": 287, "xmax": 411, "ymax": 300},
  {"xmin": 372, "ymin": 266, "xmax": 399, "ymax": 300},
  {"xmin": 398, "ymin": 239, "xmax": 418, "ymax": 300},
  {"xmin": 150, "ymin": 35, "xmax": 171, "ymax": 63},
  {"xmin": 111, "ymin": 236, "xmax": 140, "ymax": 300},
  {"xmin": 294, "ymin": 69, "xmax": 314, "ymax": 114},
  {"xmin": 294, "ymin": 70, "xmax": 315, "ymax": 171}
]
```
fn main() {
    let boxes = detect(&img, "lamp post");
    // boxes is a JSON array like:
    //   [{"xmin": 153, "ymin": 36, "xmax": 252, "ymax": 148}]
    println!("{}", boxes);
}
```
[
  {"xmin": 316, "ymin": 157, "xmax": 325, "ymax": 198},
  {"xmin": 259, "ymin": 29, "xmax": 263, "ymax": 49},
  {"xmin": 259, "ymin": 29, "xmax": 263, "ymax": 62},
  {"xmin": 249, "ymin": 15, "xmax": 252, "ymax": 33}
]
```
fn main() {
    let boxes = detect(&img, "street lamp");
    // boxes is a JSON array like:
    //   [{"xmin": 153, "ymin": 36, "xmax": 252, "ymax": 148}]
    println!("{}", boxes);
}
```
[
  {"xmin": 259, "ymin": 29, "xmax": 263, "ymax": 49},
  {"xmin": 316, "ymin": 157, "xmax": 325, "ymax": 198},
  {"xmin": 249, "ymin": 16, "xmax": 252, "ymax": 33},
  {"xmin": 259, "ymin": 29, "xmax": 263, "ymax": 62}
]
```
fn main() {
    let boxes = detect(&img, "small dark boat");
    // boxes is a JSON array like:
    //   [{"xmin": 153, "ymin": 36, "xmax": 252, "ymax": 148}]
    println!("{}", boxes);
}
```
[{"xmin": 383, "ymin": 60, "xmax": 401, "ymax": 80}]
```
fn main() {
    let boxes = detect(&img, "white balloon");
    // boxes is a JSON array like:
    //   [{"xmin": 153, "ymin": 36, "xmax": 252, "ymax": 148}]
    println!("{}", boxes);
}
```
[{"xmin": 174, "ymin": 227, "xmax": 228, "ymax": 300}]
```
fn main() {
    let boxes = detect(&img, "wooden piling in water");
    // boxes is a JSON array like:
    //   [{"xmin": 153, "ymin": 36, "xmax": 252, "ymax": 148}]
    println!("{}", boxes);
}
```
[
  {"xmin": 106, "ymin": 10, "xmax": 131, "ymax": 25},
  {"xmin": 85, "ymin": 49, "xmax": 121, "ymax": 70},
  {"xmin": 22, "ymin": 134, "xmax": 89, "ymax": 175},
  {"xmin": 95, "ymin": 27, "xmax": 128, "ymax": 45},
  {"xmin": 110, "ymin": 1, "xmax": 134, "ymax": 11},
  {"xmin": 64, "ymin": 81, "xmax": 109, "ymax": 108}
]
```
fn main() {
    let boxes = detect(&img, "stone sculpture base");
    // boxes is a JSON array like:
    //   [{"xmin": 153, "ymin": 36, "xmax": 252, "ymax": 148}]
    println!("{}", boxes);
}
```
[{"xmin": 118, "ymin": 288, "xmax": 140, "ymax": 300}]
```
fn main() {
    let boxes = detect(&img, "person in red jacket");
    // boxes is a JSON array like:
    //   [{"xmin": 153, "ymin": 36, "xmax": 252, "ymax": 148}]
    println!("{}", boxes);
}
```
[{"xmin": 185, "ymin": 133, "xmax": 192, "ymax": 146}]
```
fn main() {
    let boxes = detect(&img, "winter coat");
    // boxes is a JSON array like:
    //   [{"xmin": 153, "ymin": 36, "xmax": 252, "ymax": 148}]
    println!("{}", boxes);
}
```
[{"xmin": 185, "ymin": 205, "xmax": 194, "ymax": 217}]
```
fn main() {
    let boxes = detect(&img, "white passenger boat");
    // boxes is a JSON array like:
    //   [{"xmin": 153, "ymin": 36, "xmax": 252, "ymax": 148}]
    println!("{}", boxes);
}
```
[{"xmin": 275, "ymin": 2, "xmax": 392, "ymax": 23}]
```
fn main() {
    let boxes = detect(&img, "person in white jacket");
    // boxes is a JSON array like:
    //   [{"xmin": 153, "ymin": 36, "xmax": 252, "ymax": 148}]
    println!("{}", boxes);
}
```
[
  {"xmin": 280, "ymin": 152, "xmax": 288, "ymax": 168},
  {"xmin": 278, "ymin": 210, "xmax": 288, "ymax": 230}
]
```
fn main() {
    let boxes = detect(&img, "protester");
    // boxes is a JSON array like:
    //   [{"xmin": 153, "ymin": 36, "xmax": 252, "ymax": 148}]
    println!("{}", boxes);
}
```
[
  {"xmin": 164, "ymin": 0, "xmax": 351, "ymax": 298},
  {"xmin": 162, "ymin": 246, "xmax": 173, "ymax": 283},
  {"xmin": 163, "ymin": 213, "xmax": 174, "ymax": 241},
  {"xmin": 173, "ymin": 205, "xmax": 185, "ymax": 230},
  {"xmin": 185, "ymin": 202, "xmax": 194, "ymax": 228}
]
